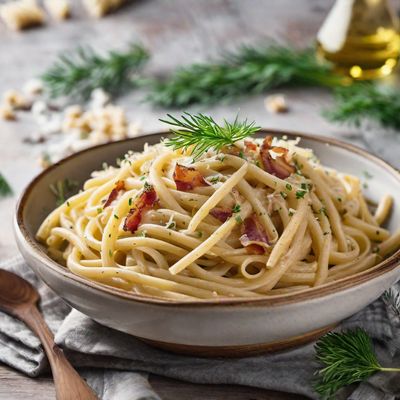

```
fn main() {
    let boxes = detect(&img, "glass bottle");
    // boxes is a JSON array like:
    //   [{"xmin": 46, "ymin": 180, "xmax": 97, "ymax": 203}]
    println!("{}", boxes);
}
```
[{"xmin": 317, "ymin": 0, "xmax": 400, "ymax": 79}]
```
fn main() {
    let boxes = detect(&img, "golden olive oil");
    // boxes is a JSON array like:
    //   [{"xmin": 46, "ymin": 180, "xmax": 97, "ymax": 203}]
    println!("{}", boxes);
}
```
[{"xmin": 317, "ymin": 0, "xmax": 400, "ymax": 79}]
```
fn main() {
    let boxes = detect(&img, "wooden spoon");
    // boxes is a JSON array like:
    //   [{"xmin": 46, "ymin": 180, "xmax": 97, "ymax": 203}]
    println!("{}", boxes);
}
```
[{"xmin": 0, "ymin": 269, "xmax": 98, "ymax": 400}]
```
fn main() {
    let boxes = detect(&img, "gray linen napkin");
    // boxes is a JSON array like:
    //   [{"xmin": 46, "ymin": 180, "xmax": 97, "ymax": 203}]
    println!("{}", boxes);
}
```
[{"xmin": 1, "ymin": 256, "xmax": 399, "ymax": 400}]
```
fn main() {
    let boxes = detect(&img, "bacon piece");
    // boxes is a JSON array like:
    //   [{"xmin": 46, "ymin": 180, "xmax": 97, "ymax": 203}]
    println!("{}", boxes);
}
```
[
  {"xmin": 259, "ymin": 136, "xmax": 295, "ymax": 179},
  {"xmin": 123, "ymin": 186, "xmax": 157, "ymax": 233},
  {"xmin": 209, "ymin": 207, "xmax": 232, "ymax": 222},
  {"xmin": 239, "ymin": 214, "xmax": 270, "ymax": 254},
  {"xmin": 173, "ymin": 164, "xmax": 209, "ymax": 192},
  {"xmin": 244, "ymin": 140, "xmax": 258, "ymax": 154},
  {"xmin": 103, "ymin": 180, "xmax": 125, "ymax": 208}
]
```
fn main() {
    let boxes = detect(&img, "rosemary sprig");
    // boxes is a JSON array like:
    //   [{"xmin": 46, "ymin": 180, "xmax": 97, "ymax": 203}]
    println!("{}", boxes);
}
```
[
  {"xmin": 325, "ymin": 83, "xmax": 400, "ymax": 130},
  {"xmin": 42, "ymin": 43, "xmax": 149, "ymax": 100},
  {"xmin": 148, "ymin": 45, "xmax": 344, "ymax": 107},
  {"xmin": 0, "ymin": 173, "xmax": 13, "ymax": 198},
  {"xmin": 49, "ymin": 179, "xmax": 79, "ymax": 206},
  {"xmin": 162, "ymin": 112, "xmax": 260, "ymax": 159},
  {"xmin": 314, "ymin": 328, "xmax": 400, "ymax": 399}
]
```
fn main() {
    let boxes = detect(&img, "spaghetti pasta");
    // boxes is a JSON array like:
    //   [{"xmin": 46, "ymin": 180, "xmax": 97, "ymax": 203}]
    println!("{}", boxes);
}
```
[{"xmin": 37, "ymin": 135, "xmax": 400, "ymax": 300}]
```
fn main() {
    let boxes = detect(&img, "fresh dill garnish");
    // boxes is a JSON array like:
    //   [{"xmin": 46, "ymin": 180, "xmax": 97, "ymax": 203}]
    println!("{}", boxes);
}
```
[
  {"xmin": 49, "ymin": 179, "xmax": 78, "ymax": 206},
  {"xmin": 314, "ymin": 328, "xmax": 400, "ymax": 399},
  {"xmin": 162, "ymin": 112, "xmax": 260, "ymax": 160},
  {"xmin": 42, "ymin": 43, "xmax": 149, "ymax": 100},
  {"xmin": 0, "ymin": 173, "xmax": 13, "ymax": 198},
  {"xmin": 147, "ymin": 44, "xmax": 343, "ymax": 107},
  {"xmin": 232, "ymin": 204, "xmax": 241, "ymax": 213}
]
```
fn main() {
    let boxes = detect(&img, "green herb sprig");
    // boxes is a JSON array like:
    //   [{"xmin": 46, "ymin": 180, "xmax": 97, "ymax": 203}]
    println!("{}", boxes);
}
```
[
  {"xmin": 49, "ymin": 179, "xmax": 79, "ymax": 206},
  {"xmin": 148, "ymin": 45, "xmax": 344, "ymax": 107},
  {"xmin": 42, "ymin": 44, "xmax": 149, "ymax": 100},
  {"xmin": 162, "ymin": 112, "xmax": 260, "ymax": 159},
  {"xmin": 314, "ymin": 328, "xmax": 400, "ymax": 399},
  {"xmin": 383, "ymin": 287, "xmax": 400, "ymax": 318},
  {"xmin": 0, "ymin": 173, "xmax": 13, "ymax": 198},
  {"xmin": 325, "ymin": 83, "xmax": 400, "ymax": 130}
]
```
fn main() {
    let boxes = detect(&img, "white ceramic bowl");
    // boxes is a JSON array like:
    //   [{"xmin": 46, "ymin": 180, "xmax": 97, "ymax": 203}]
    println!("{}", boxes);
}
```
[{"xmin": 14, "ymin": 130, "xmax": 400, "ymax": 356}]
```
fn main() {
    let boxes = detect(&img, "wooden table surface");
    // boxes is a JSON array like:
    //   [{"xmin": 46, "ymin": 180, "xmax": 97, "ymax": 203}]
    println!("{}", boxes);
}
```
[{"xmin": 0, "ymin": 0, "xmax": 378, "ymax": 398}]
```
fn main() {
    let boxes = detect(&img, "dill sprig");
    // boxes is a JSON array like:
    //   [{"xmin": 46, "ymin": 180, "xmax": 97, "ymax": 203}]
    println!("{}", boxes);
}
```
[
  {"xmin": 0, "ymin": 173, "xmax": 13, "ymax": 198},
  {"xmin": 49, "ymin": 179, "xmax": 79, "ymax": 206},
  {"xmin": 383, "ymin": 287, "xmax": 400, "ymax": 318},
  {"xmin": 148, "ymin": 45, "xmax": 345, "ymax": 107},
  {"xmin": 42, "ymin": 43, "xmax": 149, "ymax": 100},
  {"xmin": 325, "ymin": 83, "xmax": 400, "ymax": 130},
  {"xmin": 162, "ymin": 112, "xmax": 260, "ymax": 159},
  {"xmin": 314, "ymin": 328, "xmax": 400, "ymax": 399}
]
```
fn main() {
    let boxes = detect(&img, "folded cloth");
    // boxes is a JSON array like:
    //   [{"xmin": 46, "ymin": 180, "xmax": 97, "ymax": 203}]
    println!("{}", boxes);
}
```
[{"xmin": 0, "ymin": 256, "xmax": 399, "ymax": 400}]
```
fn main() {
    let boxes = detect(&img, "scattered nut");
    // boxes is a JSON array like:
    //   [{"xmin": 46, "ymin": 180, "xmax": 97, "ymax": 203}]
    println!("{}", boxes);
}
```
[
  {"xmin": 3, "ymin": 89, "xmax": 30, "ymax": 110},
  {"xmin": 44, "ymin": 0, "xmax": 70, "ymax": 20},
  {"xmin": 264, "ymin": 94, "xmax": 288, "ymax": 114},
  {"xmin": 0, "ymin": 0, "xmax": 45, "ymax": 31},
  {"xmin": 0, "ymin": 104, "xmax": 16, "ymax": 121}
]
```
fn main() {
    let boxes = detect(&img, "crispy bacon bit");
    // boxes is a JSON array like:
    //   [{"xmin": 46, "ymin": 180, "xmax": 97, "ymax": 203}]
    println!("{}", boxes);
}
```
[
  {"xmin": 173, "ymin": 164, "xmax": 209, "ymax": 192},
  {"xmin": 239, "ymin": 214, "xmax": 270, "ymax": 254},
  {"xmin": 103, "ymin": 180, "xmax": 125, "ymax": 208},
  {"xmin": 259, "ymin": 136, "xmax": 295, "ymax": 179},
  {"xmin": 209, "ymin": 207, "xmax": 232, "ymax": 222},
  {"xmin": 123, "ymin": 186, "xmax": 157, "ymax": 233},
  {"xmin": 244, "ymin": 140, "xmax": 258, "ymax": 153}
]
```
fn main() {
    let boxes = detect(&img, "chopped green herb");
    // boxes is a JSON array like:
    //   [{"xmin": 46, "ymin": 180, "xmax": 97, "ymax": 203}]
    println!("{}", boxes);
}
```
[
  {"xmin": 280, "ymin": 191, "xmax": 288, "ymax": 199},
  {"xmin": 139, "ymin": 175, "xmax": 146, "ymax": 181},
  {"xmin": 114, "ymin": 214, "xmax": 119, "ymax": 219},
  {"xmin": 196, "ymin": 231, "xmax": 203, "ymax": 238},
  {"xmin": 128, "ymin": 198, "xmax": 133, "ymax": 206},
  {"xmin": 0, "ymin": 173, "xmax": 13, "ymax": 198},
  {"xmin": 296, "ymin": 190, "xmax": 306, "ymax": 199},
  {"xmin": 209, "ymin": 176, "xmax": 220, "ymax": 184},
  {"xmin": 166, "ymin": 221, "xmax": 176, "ymax": 230},
  {"xmin": 285, "ymin": 183, "xmax": 292, "ymax": 191},
  {"xmin": 97, "ymin": 207, "xmax": 103, "ymax": 214},
  {"xmin": 235, "ymin": 215, "xmax": 242, "ymax": 224},
  {"xmin": 49, "ymin": 179, "xmax": 79, "ymax": 206},
  {"xmin": 320, "ymin": 207, "xmax": 328, "ymax": 216},
  {"xmin": 232, "ymin": 204, "xmax": 241, "ymax": 213},
  {"xmin": 108, "ymin": 250, "xmax": 113, "ymax": 257},
  {"xmin": 363, "ymin": 170, "xmax": 373, "ymax": 179},
  {"xmin": 363, "ymin": 182, "xmax": 369, "ymax": 189},
  {"xmin": 143, "ymin": 181, "xmax": 152, "ymax": 191}
]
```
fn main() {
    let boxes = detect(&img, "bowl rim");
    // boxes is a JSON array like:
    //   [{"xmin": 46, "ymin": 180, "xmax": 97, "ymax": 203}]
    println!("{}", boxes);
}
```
[{"xmin": 15, "ymin": 129, "xmax": 400, "ymax": 308}]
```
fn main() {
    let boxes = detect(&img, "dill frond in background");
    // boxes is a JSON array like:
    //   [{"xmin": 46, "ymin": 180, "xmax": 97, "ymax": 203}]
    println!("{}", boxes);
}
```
[
  {"xmin": 325, "ymin": 83, "xmax": 400, "ymax": 130},
  {"xmin": 41, "ymin": 43, "xmax": 149, "ymax": 100},
  {"xmin": 0, "ymin": 173, "xmax": 13, "ymax": 198},
  {"xmin": 40, "ymin": 42, "xmax": 400, "ymax": 131},
  {"xmin": 148, "ymin": 45, "xmax": 345, "ymax": 107},
  {"xmin": 162, "ymin": 112, "xmax": 259, "ymax": 159}
]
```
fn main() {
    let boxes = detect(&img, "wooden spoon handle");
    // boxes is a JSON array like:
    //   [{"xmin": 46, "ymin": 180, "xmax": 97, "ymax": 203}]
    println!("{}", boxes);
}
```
[{"xmin": 21, "ymin": 306, "xmax": 98, "ymax": 400}]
